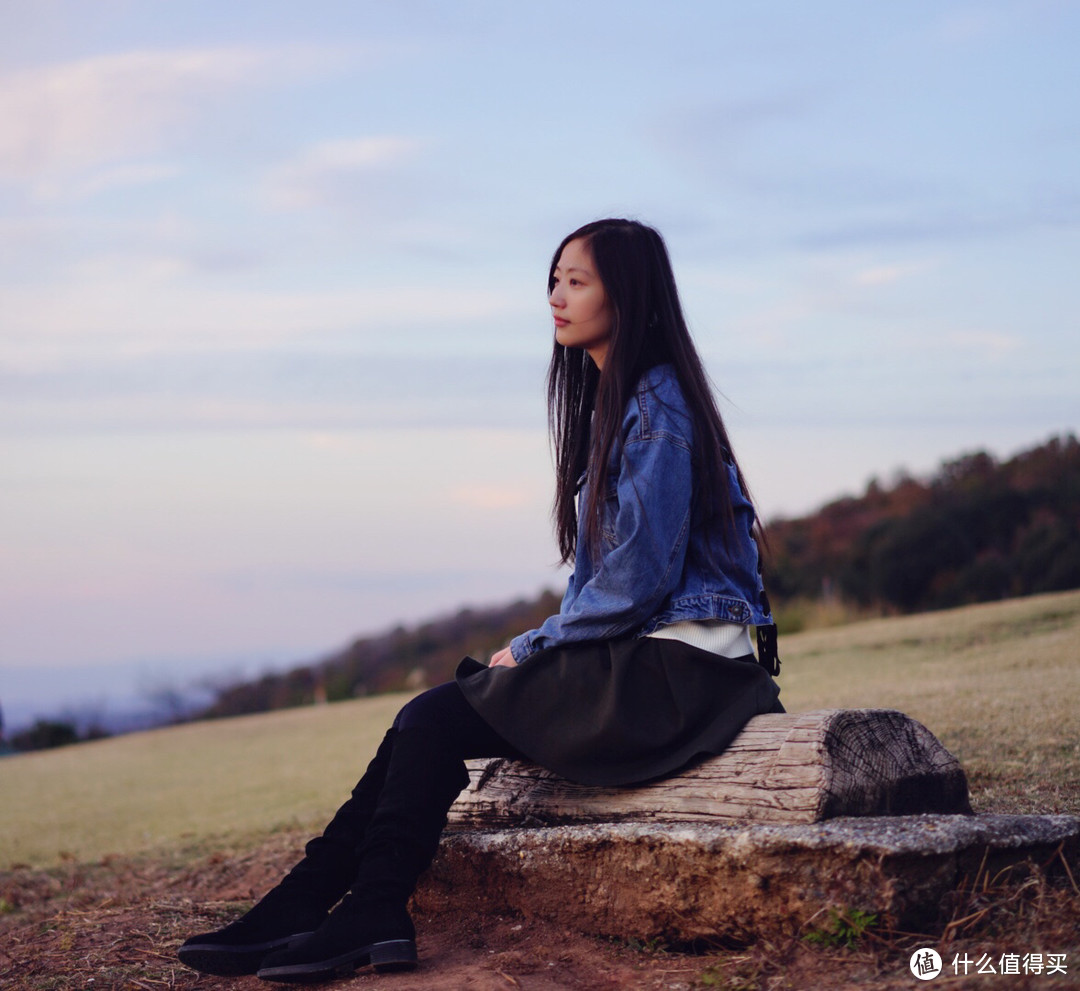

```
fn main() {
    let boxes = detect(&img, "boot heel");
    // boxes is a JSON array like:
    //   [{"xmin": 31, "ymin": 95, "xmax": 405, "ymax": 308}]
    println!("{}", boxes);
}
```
[{"xmin": 370, "ymin": 938, "xmax": 418, "ymax": 971}]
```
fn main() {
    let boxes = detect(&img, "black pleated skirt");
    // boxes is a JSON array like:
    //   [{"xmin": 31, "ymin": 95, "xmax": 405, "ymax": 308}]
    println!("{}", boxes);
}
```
[{"xmin": 455, "ymin": 636, "xmax": 783, "ymax": 787}]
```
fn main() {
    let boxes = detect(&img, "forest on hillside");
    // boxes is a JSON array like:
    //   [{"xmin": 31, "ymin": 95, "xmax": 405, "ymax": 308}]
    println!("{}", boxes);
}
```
[
  {"xmin": 198, "ymin": 590, "xmax": 563, "ymax": 719},
  {"xmin": 764, "ymin": 433, "xmax": 1080, "ymax": 613}
]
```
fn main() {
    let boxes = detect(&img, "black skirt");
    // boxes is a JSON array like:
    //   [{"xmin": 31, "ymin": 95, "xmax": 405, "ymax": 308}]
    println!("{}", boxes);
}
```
[{"xmin": 455, "ymin": 636, "xmax": 783, "ymax": 787}]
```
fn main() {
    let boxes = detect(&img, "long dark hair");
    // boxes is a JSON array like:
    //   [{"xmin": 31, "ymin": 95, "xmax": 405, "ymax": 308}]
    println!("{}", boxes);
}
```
[{"xmin": 548, "ymin": 218, "xmax": 753, "ymax": 565}]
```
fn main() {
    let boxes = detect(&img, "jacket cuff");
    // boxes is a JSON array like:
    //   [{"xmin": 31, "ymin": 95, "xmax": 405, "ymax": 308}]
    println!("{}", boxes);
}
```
[{"xmin": 509, "ymin": 633, "xmax": 534, "ymax": 663}]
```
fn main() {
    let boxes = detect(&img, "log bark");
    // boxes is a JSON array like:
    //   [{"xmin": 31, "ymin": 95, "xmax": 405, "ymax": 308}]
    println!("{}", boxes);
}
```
[{"xmin": 448, "ymin": 708, "xmax": 970, "ymax": 828}]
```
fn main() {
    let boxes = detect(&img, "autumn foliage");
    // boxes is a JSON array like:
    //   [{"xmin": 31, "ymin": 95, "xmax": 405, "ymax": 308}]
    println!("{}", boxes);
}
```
[{"xmin": 764, "ymin": 434, "xmax": 1080, "ymax": 616}]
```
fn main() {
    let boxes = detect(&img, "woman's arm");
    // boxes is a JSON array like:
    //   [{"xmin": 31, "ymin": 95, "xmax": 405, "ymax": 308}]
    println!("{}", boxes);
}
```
[{"xmin": 509, "ymin": 431, "xmax": 693, "ymax": 662}]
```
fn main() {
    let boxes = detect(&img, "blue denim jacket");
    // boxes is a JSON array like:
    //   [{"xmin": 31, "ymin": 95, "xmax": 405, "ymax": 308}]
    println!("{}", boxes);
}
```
[{"xmin": 510, "ymin": 364, "xmax": 772, "ymax": 662}]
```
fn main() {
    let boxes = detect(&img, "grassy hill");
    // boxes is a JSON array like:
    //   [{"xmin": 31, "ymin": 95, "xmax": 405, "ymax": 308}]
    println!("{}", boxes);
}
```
[{"xmin": 2, "ymin": 589, "xmax": 1078, "ymax": 870}]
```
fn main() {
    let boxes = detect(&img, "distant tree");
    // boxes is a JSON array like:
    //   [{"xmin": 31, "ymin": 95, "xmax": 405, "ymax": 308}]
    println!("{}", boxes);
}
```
[{"xmin": 12, "ymin": 719, "xmax": 80, "ymax": 752}]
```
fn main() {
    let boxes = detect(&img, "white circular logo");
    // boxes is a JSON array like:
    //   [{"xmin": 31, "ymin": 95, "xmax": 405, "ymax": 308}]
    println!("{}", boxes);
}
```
[{"xmin": 910, "ymin": 948, "xmax": 942, "ymax": 980}]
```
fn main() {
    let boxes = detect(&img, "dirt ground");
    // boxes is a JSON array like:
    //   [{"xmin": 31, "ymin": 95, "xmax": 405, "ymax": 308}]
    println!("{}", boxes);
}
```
[{"xmin": 2, "ymin": 826, "xmax": 1079, "ymax": 990}]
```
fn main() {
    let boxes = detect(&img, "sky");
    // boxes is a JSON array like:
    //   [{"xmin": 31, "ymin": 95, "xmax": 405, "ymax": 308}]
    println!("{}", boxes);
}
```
[{"xmin": 2, "ymin": 0, "xmax": 1078, "ymax": 728}]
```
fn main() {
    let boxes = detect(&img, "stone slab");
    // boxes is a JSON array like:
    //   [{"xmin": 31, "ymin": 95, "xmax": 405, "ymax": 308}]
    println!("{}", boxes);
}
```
[{"xmin": 415, "ymin": 814, "xmax": 1080, "ymax": 943}]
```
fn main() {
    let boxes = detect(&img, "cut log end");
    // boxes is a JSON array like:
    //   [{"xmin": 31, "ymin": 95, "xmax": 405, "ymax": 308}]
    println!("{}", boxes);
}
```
[{"xmin": 818, "ymin": 709, "xmax": 971, "ymax": 818}]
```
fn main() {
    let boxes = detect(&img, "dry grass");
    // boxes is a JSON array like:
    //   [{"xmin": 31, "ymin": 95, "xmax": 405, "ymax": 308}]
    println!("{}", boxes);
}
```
[
  {"xmin": 0, "ymin": 692, "xmax": 413, "ymax": 868},
  {"xmin": 775, "ymin": 589, "xmax": 1080, "ymax": 815},
  {"xmin": 1, "ymin": 591, "xmax": 1079, "ymax": 989},
  {"xmin": 2, "ymin": 834, "xmax": 1077, "ymax": 990}
]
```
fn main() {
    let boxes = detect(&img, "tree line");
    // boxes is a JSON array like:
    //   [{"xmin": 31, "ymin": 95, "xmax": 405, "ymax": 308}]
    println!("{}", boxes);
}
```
[
  {"xmin": 195, "ymin": 590, "xmax": 564, "ymax": 719},
  {"xmin": 764, "ymin": 434, "xmax": 1079, "ymax": 616}
]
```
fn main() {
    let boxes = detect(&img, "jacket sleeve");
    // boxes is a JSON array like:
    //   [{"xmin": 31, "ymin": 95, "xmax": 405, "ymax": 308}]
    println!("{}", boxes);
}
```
[{"xmin": 509, "ymin": 431, "xmax": 693, "ymax": 661}]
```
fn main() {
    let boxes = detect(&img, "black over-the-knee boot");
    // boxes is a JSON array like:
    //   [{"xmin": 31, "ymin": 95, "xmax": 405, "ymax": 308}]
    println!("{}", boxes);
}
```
[
  {"xmin": 178, "ymin": 728, "xmax": 398, "ymax": 977},
  {"xmin": 256, "ymin": 727, "xmax": 469, "ymax": 983}
]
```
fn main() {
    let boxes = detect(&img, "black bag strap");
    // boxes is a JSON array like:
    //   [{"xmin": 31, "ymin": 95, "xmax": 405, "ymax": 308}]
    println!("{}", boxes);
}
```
[
  {"xmin": 756, "ymin": 575, "xmax": 781, "ymax": 677},
  {"xmin": 756, "ymin": 622, "xmax": 780, "ymax": 677}
]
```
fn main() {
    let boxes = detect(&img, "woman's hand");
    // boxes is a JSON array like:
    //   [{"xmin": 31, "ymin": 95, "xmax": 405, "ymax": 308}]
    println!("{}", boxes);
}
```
[{"xmin": 489, "ymin": 646, "xmax": 517, "ymax": 668}]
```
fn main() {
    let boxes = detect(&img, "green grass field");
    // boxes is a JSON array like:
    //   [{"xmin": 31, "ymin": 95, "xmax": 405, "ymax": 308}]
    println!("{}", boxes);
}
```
[{"xmin": 3, "ymin": 590, "xmax": 1079, "ymax": 869}]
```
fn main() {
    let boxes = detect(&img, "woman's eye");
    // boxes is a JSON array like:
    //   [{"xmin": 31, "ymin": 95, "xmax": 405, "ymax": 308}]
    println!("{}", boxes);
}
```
[{"xmin": 569, "ymin": 278, "xmax": 580, "ymax": 286}]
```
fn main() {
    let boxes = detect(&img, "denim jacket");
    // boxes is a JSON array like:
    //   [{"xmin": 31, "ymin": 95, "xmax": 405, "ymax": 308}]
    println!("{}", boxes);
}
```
[{"xmin": 509, "ymin": 364, "xmax": 773, "ymax": 662}]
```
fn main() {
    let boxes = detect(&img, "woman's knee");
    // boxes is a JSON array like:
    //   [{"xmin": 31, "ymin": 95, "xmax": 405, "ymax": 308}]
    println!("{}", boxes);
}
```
[
  {"xmin": 392, "ymin": 682, "xmax": 466, "ymax": 734},
  {"xmin": 392, "ymin": 679, "xmax": 521, "ymax": 760}
]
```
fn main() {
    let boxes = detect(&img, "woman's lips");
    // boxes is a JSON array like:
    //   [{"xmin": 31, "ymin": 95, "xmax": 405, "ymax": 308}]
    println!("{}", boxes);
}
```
[{"xmin": 553, "ymin": 317, "xmax": 569, "ymax": 327}]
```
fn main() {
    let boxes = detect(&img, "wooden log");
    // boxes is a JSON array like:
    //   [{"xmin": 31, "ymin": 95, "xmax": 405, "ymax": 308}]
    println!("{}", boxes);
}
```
[{"xmin": 447, "ymin": 708, "xmax": 970, "ymax": 827}]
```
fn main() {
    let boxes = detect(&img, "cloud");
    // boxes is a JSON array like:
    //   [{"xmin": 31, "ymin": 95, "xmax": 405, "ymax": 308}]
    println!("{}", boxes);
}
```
[
  {"xmin": 701, "ymin": 254, "xmax": 937, "ymax": 353},
  {"xmin": 646, "ymin": 94, "xmax": 814, "ymax": 180},
  {"xmin": 449, "ymin": 485, "xmax": 531, "ymax": 510},
  {"xmin": 0, "ymin": 48, "xmax": 255, "ymax": 177},
  {"xmin": 854, "ymin": 261, "xmax": 931, "ymax": 286},
  {"xmin": 261, "ymin": 137, "xmax": 424, "ymax": 211},
  {"xmin": 941, "ymin": 328, "xmax": 1022, "ymax": 357},
  {"xmin": 795, "ymin": 197, "xmax": 1080, "ymax": 250},
  {"xmin": 929, "ymin": 7, "xmax": 1025, "ymax": 45},
  {"xmin": 0, "ymin": 346, "xmax": 546, "ymax": 433},
  {"xmin": 60, "ymin": 161, "xmax": 184, "ymax": 200},
  {"xmin": 0, "ymin": 45, "xmax": 348, "ymax": 191},
  {"xmin": 0, "ymin": 269, "xmax": 525, "ymax": 361}
]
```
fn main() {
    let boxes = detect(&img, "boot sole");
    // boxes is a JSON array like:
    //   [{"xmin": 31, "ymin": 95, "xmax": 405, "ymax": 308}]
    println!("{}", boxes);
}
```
[
  {"xmin": 178, "ymin": 931, "xmax": 315, "ymax": 976},
  {"xmin": 256, "ymin": 938, "xmax": 418, "ymax": 983}
]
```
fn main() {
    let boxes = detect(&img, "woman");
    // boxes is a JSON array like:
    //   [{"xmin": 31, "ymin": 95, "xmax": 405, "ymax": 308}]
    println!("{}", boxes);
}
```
[{"xmin": 178, "ymin": 218, "xmax": 782, "ymax": 984}]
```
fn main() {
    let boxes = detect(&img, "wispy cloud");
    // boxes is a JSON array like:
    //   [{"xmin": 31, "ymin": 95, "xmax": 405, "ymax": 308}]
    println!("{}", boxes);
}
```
[
  {"xmin": 0, "ymin": 48, "xmax": 262, "ymax": 176},
  {"xmin": 854, "ymin": 261, "xmax": 932, "ymax": 286},
  {"xmin": 795, "ymin": 197, "xmax": 1080, "ymax": 251},
  {"xmin": 941, "ymin": 328, "xmax": 1022, "ymax": 357},
  {"xmin": 0, "ymin": 349, "xmax": 545, "ymax": 433},
  {"xmin": 931, "ymin": 9, "xmax": 1011, "ymax": 44},
  {"xmin": 449, "ymin": 484, "xmax": 532, "ymax": 510},
  {"xmin": 646, "ymin": 94, "xmax": 816, "ymax": 179},
  {"xmin": 62, "ymin": 161, "xmax": 184, "ymax": 200},
  {"xmin": 0, "ymin": 273, "xmax": 524, "ymax": 358},
  {"xmin": 0, "ymin": 45, "xmax": 351, "ymax": 195},
  {"xmin": 706, "ymin": 254, "xmax": 937, "ymax": 351},
  {"xmin": 261, "ymin": 137, "xmax": 425, "ymax": 211}
]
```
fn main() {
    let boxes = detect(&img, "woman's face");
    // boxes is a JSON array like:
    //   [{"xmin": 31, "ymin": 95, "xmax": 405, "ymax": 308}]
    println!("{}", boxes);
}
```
[{"xmin": 550, "ymin": 237, "xmax": 613, "ymax": 368}]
